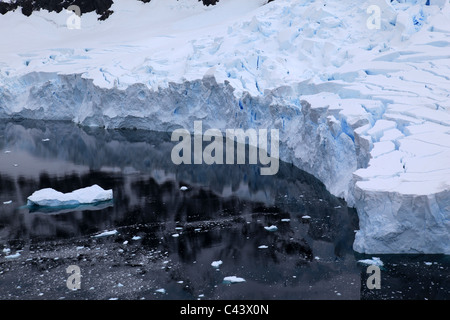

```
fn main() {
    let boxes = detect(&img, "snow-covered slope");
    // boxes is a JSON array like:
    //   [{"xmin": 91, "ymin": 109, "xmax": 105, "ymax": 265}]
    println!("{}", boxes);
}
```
[{"xmin": 0, "ymin": 0, "xmax": 449, "ymax": 253}]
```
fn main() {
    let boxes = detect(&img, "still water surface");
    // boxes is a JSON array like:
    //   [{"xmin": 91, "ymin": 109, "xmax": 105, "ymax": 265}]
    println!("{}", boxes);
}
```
[{"xmin": 0, "ymin": 120, "xmax": 448, "ymax": 300}]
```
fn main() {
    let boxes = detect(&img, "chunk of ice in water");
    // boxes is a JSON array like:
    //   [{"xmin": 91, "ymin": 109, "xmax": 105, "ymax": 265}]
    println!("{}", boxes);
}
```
[
  {"xmin": 264, "ymin": 225, "xmax": 278, "ymax": 232},
  {"xmin": 211, "ymin": 260, "xmax": 223, "ymax": 268},
  {"xmin": 92, "ymin": 229, "xmax": 118, "ymax": 238},
  {"xmin": 223, "ymin": 276, "xmax": 246, "ymax": 284}
]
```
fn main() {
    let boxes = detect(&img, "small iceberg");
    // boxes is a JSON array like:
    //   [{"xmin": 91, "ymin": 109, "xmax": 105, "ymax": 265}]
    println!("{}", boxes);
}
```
[
  {"xmin": 180, "ymin": 186, "xmax": 188, "ymax": 191},
  {"xmin": 211, "ymin": 260, "xmax": 223, "ymax": 268},
  {"xmin": 223, "ymin": 276, "xmax": 246, "ymax": 284},
  {"xmin": 357, "ymin": 257, "xmax": 384, "ymax": 267},
  {"xmin": 5, "ymin": 252, "xmax": 21, "ymax": 259},
  {"xmin": 92, "ymin": 230, "xmax": 118, "ymax": 238},
  {"xmin": 27, "ymin": 185, "xmax": 113, "ymax": 209},
  {"xmin": 264, "ymin": 225, "xmax": 278, "ymax": 232}
]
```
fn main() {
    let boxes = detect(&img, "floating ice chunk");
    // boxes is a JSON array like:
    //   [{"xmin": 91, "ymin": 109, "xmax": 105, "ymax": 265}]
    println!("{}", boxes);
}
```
[
  {"xmin": 5, "ymin": 252, "xmax": 21, "ymax": 259},
  {"xmin": 42, "ymin": 138, "xmax": 50, "ymax": 142},
  {"xmin": 172, "ymin": 234, "xmax": 179, "ymax": 238},
  {"xmin": 424, "ymin": 262, "xmax": 433, "ymax": 266},
  {"xmin": 258, "ymin": 245, "xmax": 268, "ymax": 249},
  {"xmin": 155, "ymin": 288, "xmax": 166, "ymax": 294},
  {"xmin": 281, "ymin": 219, "xmax": 290, "ymax": 222},
  {"xmin": 264, "ymin": 225, "xmax": 278, "ymax": 232},
  {"xmin": 223, "ymin": 276, "xmax": 246, "ymax": 284},
  {"xmin": 131, "ymin": 236, "xmax": 141, "ymax": 240},
  {"xmin": 4, "ymin": 150, "xmax": 11, "ymax": 154},
  {"xmin": 3, "ymin": 248, "xmax": 11, "ymax": 254},
  {"xmin": 211, "ymin": 260, "xmax": 223, "ymax": 268},
  {"xmin": 92, "ymin": 229, "xmax": 118, "ymax": 238},
  {"xmin": 180, "ymin": 186, "xmax": 188, "ymax": 191},
  {"xmin": 302, "ymin": 215, "xmax": 311, "ymax": 220},
  {"xmin": 3, "ymin": 200, "xmax": 12, "ymax": 205},
  {"xmin": 357, "ymin": 257, "xmax": 384, "ymax": 267},
  {"xmin": 27, "ymin": 184, "xmax": 113, "ymax": 207}
]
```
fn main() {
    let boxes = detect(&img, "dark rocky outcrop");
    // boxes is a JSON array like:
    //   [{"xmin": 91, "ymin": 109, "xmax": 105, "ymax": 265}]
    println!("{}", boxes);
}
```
[{"xmin": 0, "ymin": 0, "xmax": 244, "ymax": 20}]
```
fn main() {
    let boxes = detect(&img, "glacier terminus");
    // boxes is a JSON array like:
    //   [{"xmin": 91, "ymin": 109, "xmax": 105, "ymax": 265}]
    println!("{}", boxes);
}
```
[{"xmin": 0, "ymin": 0, "xmax": 449, "ymax": 254}]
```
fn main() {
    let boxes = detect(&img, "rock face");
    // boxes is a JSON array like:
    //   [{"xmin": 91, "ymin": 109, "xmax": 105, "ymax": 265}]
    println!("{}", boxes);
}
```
[
  {"xmin": 0, "ymin": 0, "xmax": 220, "ymax": 19},
  {"xmin": 0, "ymin": 0, "xmax": 449, "ymax": 254},
  {"xmin": 0, "ymin": 0, "xmax": 114, "ymax": 19}
]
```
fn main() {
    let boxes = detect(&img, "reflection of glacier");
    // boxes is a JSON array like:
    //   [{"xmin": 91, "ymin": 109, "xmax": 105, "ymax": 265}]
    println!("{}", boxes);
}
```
[
  {"xmin": 0, "ymin": 0, "xmax": 449, "ymax": 253},
  {"xmin": 0, "ymin": 121, "xmax": 355, "ymax": 246}
]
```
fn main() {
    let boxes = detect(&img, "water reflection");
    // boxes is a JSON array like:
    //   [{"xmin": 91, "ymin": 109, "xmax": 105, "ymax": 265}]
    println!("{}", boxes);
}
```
[
  {"xmin": 0, "ymin": 120, "xmax": 446, "ymax": 300},
  {"xmin": 0, "ymin": 120, "xmax": 356, "ymax": 242}
]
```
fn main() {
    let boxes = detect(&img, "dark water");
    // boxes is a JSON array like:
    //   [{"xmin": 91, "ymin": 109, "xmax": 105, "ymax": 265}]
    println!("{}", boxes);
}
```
[{"xmin": 0, "ymin": 120, "xmax": 448, "ymax": 300}]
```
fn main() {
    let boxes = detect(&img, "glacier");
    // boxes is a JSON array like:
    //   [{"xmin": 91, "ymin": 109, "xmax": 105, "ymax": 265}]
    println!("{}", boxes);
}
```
[{"xmin": 0, "ymin": 0, "xmax": 449, "ymax": 254}]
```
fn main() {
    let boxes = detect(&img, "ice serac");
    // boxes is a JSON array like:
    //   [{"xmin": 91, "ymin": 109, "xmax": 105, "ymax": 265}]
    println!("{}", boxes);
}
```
[
  {"xmin": 1, "ymin": 0, "xmax": 450, "ymax": 253},
  {"xmin": 27, "ymin": 184, "xmax": 113, "ymax": 207}
]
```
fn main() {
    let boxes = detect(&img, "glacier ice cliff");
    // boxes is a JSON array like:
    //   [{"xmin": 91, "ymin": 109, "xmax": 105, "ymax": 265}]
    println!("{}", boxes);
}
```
[{"xmin": 0, "ymin": 0, "xmax": 449, "ymax": 253}]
